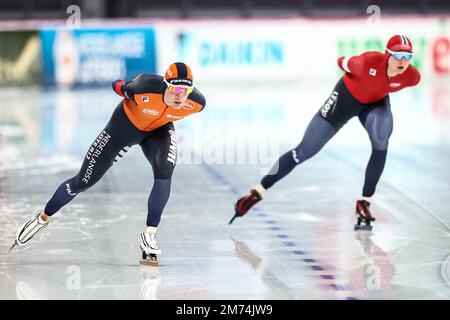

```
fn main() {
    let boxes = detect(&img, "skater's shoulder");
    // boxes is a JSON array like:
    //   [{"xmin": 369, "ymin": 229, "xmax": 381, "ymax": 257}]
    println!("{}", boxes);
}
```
[
  {"xmin": 404, "ymin": 64, "xmax": 421, "ymax": 85},
  {"xmin": 132, "ymin": 74, "xmax": 165, "ymax": 94},
  {"xmin": 187, "ymin": 87, "xmax": 206, "ymax": 110},
  {"xmin": 360, "ymin": 51, "xmax": 386, "ymax": 61}
]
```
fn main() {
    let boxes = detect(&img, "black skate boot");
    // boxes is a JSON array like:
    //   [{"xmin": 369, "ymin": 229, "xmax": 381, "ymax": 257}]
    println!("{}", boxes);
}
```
[
  {"xmin": 354, "ymin": 199, "xmax": 376, "ymax": 231},
  {"xmin": 229, "ymin": 185, "xmax": 265, "ymax": 224}
]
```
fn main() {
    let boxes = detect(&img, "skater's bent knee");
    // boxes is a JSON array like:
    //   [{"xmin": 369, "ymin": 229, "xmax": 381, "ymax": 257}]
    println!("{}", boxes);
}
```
[
  {"xmin": 293, "ymin": 144, "xmax": 316, "ymax": 163},
  {"xmin": 71, "ymin": 177, "xmax": 91, "ymax": 194},
  {"xmin": 371, "ymin": 137, "xmax": 390, "ymax": 151},
  {"xmin": 153, "ymin": 164, "xmax": 175, "ymax": 179}
]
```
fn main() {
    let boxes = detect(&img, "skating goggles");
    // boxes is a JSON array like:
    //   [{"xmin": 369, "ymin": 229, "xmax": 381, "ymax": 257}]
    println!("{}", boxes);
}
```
[
  {"xmin": 164, "ymin": 79, "xmax": 193, "ymax": 96},
  {"xmin": 386, "ymin": 49, "xmax": 413, "ymax": 61}
]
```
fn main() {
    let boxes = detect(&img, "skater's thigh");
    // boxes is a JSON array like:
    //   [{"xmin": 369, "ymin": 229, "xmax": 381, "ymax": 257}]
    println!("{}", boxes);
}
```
[
  {"xmin": 359, "ymin": 98, "xmax": 393, "ymax": 150},
  {"xmin": 318, "ymin": 77, "xmax": 364, "ymax": 130},
  {"xmin": 294, "ymin": 114, "xmax": 337, "ymax": 161},
  {"xmin": 140, "ymin": 122, "xmax": 176, "ymax": 179},
  {"xmin": 73, "ymin": 103, "xmax": 146, "ymax": 191}
]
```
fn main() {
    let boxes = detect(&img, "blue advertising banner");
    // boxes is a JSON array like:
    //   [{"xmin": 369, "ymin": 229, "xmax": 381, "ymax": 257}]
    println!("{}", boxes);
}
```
[{"xmin": 40, "ymin": 28, "xmax": 156, "ymax": 87}]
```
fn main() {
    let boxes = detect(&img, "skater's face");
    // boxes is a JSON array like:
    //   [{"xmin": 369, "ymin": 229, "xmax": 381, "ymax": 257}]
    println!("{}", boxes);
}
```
[
  {"xmin": 164, "ymin": 86, "xmax": 190, "ymax": 109},
  {"xmin": 387, "ymin": 51, "xmax": 412, "ymax": 75}
]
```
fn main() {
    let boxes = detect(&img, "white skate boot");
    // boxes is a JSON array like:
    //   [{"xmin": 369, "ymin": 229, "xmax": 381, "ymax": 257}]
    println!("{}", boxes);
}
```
[
  {"xmin": 140, "ymin": 226, "xmax": 161, "ymax": 266},
  {"xmin": 8, "ymin": 210, "xmax": 50, "ymax": 253}
]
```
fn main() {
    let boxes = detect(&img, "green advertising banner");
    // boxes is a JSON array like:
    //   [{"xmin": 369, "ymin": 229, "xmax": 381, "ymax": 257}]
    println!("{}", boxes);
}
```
[
  {"xmin": 0, "ymin": 31, "xmax": 41, "ymax": 86},
  {"xmin": 337, "ymin": 36, "xmax": 428, "ymax": 71}
]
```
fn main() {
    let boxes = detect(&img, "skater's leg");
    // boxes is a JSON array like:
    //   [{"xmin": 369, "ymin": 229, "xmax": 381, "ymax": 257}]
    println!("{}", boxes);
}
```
[
  {"xmin": 232, "ymin": 79, "xmax": 365, "ymax": 223},
  {"xmin": 359, "ymin": 100, "xmax": 393, "ymax": 198},
  {"xmin": 231, "ymin": 115, "xmax": 338, "ymax": 223},
  {"xmin": 354, "ymin": 99, "xmax": 393, "ymax": 230},
  {"xmin": 261, "ymin": 114, "xmax": 337, "ymax": 189},
  {"xmin": 140, "ymin": 122, "xmax": 176, "ymax": 228},
  {"xmin": 43, "ymin": 134, "xmax": 125, "ymax": 215},
  {"xmin": 362, "ymin": 150, "xmax": 387, "ymax": 197},
  {"xmin": 261, "ymin": 77, "xmax": 362, "ymax": 190},
  {"xmin": 146, "ymin": 179, "xmax": 171, "ymax": 227},
  {"xmin": 10, "ymin": 103, "xmax": 147, "ymax": 250},
  {"xmin": 44, "ymin": 102, "xmax": 145, "ymax": 216},
  {"xmin": 139, "ymin": 123, "xmax": 176, "ymax": 265}
]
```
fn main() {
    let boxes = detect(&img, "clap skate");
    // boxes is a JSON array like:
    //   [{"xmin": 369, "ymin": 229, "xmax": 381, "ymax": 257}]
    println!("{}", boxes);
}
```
[
  {"xmin": 229, "ymin": 185, "xmax": 265, "ymax": 224},
  {"xmin": 141, "ymin": 251, "xmax": 158, "ymax": 266},
  {"xmin": 140, "ymin": 227, "xmax": 161, "ymax": 266},
  {"xmin": 8, "ymin": 210, "xmax": 49, "ymax": 253},
  {"xmin": 354, "ymin": 200, "xmax": 376, "ymax": 231}
]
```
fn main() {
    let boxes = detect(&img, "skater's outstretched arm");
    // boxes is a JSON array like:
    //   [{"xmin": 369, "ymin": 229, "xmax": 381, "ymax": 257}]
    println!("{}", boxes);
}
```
[
  {"xmin": 337, "ymin": 53, "xmax": 367, "ymax": 76},
  {"xmin": 112, "ymin": 74, "xmax": 151, "ymax": 102}
]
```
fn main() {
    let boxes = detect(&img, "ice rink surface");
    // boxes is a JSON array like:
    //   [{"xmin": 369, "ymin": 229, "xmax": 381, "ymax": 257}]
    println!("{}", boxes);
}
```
[{"xmin": 1, "ymin": 80, "xmax": 450, "ymax": 300}]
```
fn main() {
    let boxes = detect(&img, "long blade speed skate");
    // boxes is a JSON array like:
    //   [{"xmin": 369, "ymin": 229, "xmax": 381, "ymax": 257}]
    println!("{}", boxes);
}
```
[
  {"xmin": 230, "ymin": 188, "xmax": 263, "ymax": 224},
  {"xmin": 228, "ymin": 214, "xmax": 238, "ymax": 225},
  {"xmin": 7, "ymin": 241, "xmax": 18, "ymax": 254},
  {"xmin": 354, "ymin": 217, "xmax": 374, "ymax": 231},
  {"xmin": 140, "ymin": 227, "xmax": 161, "ymax": 267},
  {"xmin": 354, "ymin": 200, "xmax": 376, "ymax": 231},
  {"xmin": 8, "ymin": 210, "xmax": 49, "ymax": 253},
  {"xmin": 140, "ymin": 251, "xmax": 159, "ymax": 266}
]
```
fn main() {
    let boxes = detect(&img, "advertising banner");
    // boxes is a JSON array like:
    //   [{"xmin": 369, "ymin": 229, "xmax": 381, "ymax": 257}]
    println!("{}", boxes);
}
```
[
  {"xmin": 0, "ymin": 31, "xmax": 41, "ymax": 86},
  {"xmin": 155, "ymin": 17, "xmax": 450, "ymax": 83},
  {"xmin": 155, "ymin": 21, "xmax": 306, "ymax": 83},
  {"xmin": 40, "ymin": 27, "xmax": 156, "ymax": 87}
]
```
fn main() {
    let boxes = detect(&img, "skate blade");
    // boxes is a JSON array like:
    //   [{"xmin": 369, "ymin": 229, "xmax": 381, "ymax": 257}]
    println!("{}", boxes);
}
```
[
  {"xmin": 354, "ymin": 224, "xmax": 373, "ymax": 231},
  {"xmin": 140, "ymin": 258, "xmax": 159, "ymax": 267},
  {"xmin": 229, "ymin": 214, "xmax": 238, "ymax": 225},
  {"xmin": 140, "ymin": 254, "xmax": 159, "ymax": 267},
  {"xmin": 7, "ymin": 242, "xmax": 17, "ymax": 254}
]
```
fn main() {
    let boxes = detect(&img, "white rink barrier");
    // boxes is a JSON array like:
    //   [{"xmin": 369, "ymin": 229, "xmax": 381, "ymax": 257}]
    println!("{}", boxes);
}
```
[
  {"xmin": 1, "ymin": 16, "xmax": 450, "ymax": 85},
  {"xmin": 154, "ymin": 16, "xmax": 450, "ymax": 83}
]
